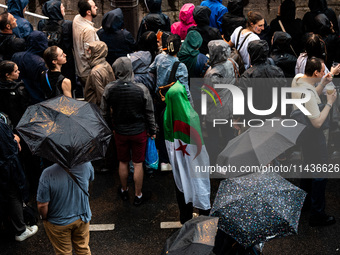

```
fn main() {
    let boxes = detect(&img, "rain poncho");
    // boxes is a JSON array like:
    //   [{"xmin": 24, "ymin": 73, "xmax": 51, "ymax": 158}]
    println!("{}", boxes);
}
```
[
  {"xmin": 129, "ymin": 51, "xmax": 155, "ymax": 96},
  {"xmin": 221, "ymin": 0, "xmax": 246, "ymax": 41},
  {"xmin": 84, "ymin": 41, "xmax": 115, "ymax": 107},
  {"xmin": 270, "ymin": 32, "xmax": 297, "ymax": 78},
  {"xmin": 204, "ymin": 40, "xmax": 238, "ymax": 122},
  {"xmin": 97, "ymin": 8, "xmax": 136, "ymax": 66},
  {"xmin": 0, "ymin": 32, "xmax": 25, "ymax": 61},
  {"xmin": 137, "ymin": 0, "xmax": 171, "ymax": 41},
  {"xmin": 177, "ymin": 30, "xmax": 209, "ymax": 78},
  {"xmin": 269, "ymin": 0, "xmax": 304, "ymax": 54},
  {"xmin": 171, "ymin": 3, "xmax": 196, "ymax": 40},
  {"xmin": 238, "ymin": 40, "xmax": 286, "ymax": 121},
  {"xmin": 7, "ymin": 0, "xmax": 33, "ymax": 38},
  {"xmin": 187, "ymin": 6, "xmax": 222, "ymax": 55},
  {"xmin": 12, "ymin": 31, "xmax": 48, "ymax": 104},
  {"xmin": 200, "ymin": 0, "xmax": 228, "ymax": 32}
]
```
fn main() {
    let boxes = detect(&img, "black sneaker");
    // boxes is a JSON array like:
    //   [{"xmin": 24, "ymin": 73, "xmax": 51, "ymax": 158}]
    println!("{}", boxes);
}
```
[
  {"xmin": 309, "ymin": 214, "xmax": 336, "ymax": 227},
  {"xmin": 118, "ymin": 187, "xmax": 129, "ymax": 201},
  {"xmin": 133, "ymin": 191, "xmax": 151, "ymax": 206}
]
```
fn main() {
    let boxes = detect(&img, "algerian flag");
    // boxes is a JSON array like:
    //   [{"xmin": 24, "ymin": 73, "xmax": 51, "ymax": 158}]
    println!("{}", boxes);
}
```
[{"xmin": 164, "ymin": 81, "xmax": 211, "ymax": 210}]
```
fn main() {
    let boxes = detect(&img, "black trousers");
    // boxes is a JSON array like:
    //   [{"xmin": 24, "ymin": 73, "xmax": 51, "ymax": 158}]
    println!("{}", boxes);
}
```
[
  {"xmin": 175, "ymin": 185, "xmax": 210, "ymax": 224},
  {"xmin": 7, "ymin": 185, "xmax": 26, "ymax": 235}
]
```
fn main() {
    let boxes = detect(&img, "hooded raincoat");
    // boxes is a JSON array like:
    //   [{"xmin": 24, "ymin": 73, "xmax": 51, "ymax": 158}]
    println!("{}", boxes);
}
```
[
  {"xmin": 12, "ymin": 31, "xmax": 48, "ymax": 104},
  {"xmin": 171, "ymin": 3, "xmax": 196, "ymax": 40},
  {"xmin": 303, "ymin": 0, "xmax": 339, "ymax": 35},
  {"xmin": 204, "ymin": 40, "xmax": 238, "ymax": 121},
  {"xmin": 7, "ymin": 0, "xmax": 33, "ymax": 38},
  {"xmin": 269, "ymin": 0, "xmax": 304, "ymax": 55},
  {"xmin": 97, "ymin": 8, "xmax": 136, "ymax": 66},
  {"xmin": 137, "ymin": 0, "xmax": 171, "ymax": 41},
  {"xmin": 178, "ymin": 30, "xmax": 209, "ymax": 78},
  {"xmin": 270, "ymin": 32, "xmax": 297, "ymax": 78},
  {"xmin": 204, "ymin": 40, "xmax": 238, "ymax": 163},
  {"xmin": 221, "ymin": 0, "xmax": 246, "ymax": 41},
  {"xmin": 200, "ymin": 0, "xmax": 228, "ymax": 32},
  {"xmin": 101, "ymin": 57, "xmax": 156, "ymax": 136},
  {"xmin": 84, "ymin": 41, "xmax": 115, "ymax": 107},
  {"xmin": 129, "ymin": 51, "xmax": 155, "ymax": 96},
  {"xmin": 238, "ymin": 40, "xmax": 286, "ymax": 121},
  {"xmin": 187, "ymin": 6, "xmax": 222, "ymax": 55}
]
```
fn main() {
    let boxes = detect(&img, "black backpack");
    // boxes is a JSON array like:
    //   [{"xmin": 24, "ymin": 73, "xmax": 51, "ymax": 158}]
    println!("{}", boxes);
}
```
[
  {"xmin": 41, "ymin": 20, "xmax": 64, "ymax": 46},
  {"xmin": 41, "ymin": 70, "xmax": 65, "ymax": 99}
]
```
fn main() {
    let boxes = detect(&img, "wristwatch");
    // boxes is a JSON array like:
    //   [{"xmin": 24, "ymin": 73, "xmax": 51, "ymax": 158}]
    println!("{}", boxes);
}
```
[{"xmin": 326, "ymin": 103, "xmax": 332, "ymax": 108}]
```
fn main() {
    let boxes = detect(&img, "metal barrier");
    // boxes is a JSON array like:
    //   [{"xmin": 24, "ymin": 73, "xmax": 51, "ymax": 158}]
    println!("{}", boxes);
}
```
[{"xmin": 0, "ymin": 4, "xmax": 48, "ymax": 29}]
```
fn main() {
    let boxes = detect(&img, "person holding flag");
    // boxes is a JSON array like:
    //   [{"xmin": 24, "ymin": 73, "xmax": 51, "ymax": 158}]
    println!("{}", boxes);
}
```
[{"xmin": 164, "ymin": 80, "xmax": 211, "ymax": 224}]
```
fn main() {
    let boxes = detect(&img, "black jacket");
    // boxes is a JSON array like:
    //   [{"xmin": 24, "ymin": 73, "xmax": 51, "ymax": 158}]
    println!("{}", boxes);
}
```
[
  {"xmin": 97, "ymin": 8, "xmax": 136, "ymax": 66},
  {"xmin": 0, "ymin": 120, "xmax": 28, "ymax": 207},
  {"xmin": 238, "ymin": 40, "xmax": 287, "ymax": 121},
  {"xmin": 0, "ymin": 79, "xmax": 30, "ymax": 127},
  {"xmin": 188, "ymin": 6, "xmax": 222, "ymax": 55},
  {"xmin": 0, "ymin": 33, "xmax": 25, "ymax": 61},
  {"xmin": 221, "ymin": 0, "xmax": 246, "ymax": 41},
  {"xmin": 101, "ymin": 57, "xmax": 156, "ymax": 136},
  {"xmin": 137, "ymin": 0, "xmax": 171, "ymax": 41},
  {"xmin": 270, "ymin": 32, "xmax": 297, "ymax": 78},
  {"xmin": 269, "ymin": 0, "xmax": 304, "ymax": 55}
]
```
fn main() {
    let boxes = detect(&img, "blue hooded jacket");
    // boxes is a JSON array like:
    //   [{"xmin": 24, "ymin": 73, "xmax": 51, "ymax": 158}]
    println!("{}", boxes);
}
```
[
  {"xmin": 97, "ymin": 8, "xmax": 135, "ymax": 66},
  {"xmin": 200, "ymin": 0, "xmax": 228, "ymax": 32},
  {"xmin": 12, "ymin": 31, "xmax": 48, "ymax": 104},
  {"xmin": 7, "ymin": 0, "xmax": 33, "ymax": 38}
]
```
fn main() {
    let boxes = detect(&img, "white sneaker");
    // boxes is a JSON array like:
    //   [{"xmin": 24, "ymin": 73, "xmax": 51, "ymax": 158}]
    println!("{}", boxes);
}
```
[
  {"xmin": 161, "ymin": 163, "xmax": 172, "ymax": 171},
  {"xmin": 15, "ymin": 225, "xmax": 38, "ymax": 242}
]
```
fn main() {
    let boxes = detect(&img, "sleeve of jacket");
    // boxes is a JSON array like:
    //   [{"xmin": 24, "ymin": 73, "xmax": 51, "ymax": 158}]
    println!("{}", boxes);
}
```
[
  {"xmin": 100, "ymin": 84, "xmax": 113, "ymax": 130},
  {"xmin": 176, "ymin": 63, "xmax": 192, "ymax": 103}
]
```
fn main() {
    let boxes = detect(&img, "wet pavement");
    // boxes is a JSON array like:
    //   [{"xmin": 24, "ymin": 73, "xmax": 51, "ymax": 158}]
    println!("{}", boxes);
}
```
[{"xmin": 1, "ymin": 145, "xmax": 340, "ymax": 254}]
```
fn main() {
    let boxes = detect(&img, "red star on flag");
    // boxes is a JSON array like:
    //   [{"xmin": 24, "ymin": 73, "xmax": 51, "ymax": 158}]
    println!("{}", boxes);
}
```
[{"xmin": 176, "ymin": 140, "xmax": 190, "ymax": 157}]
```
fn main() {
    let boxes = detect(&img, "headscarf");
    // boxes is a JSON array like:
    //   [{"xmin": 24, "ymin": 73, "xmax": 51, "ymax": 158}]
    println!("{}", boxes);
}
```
[{"xmin": 177, "ymin": 30, "xmax": 203, "ymax": 75}]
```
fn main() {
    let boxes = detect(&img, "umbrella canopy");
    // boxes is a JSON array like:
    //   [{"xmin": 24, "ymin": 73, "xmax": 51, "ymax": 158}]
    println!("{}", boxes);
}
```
[
  {"xmin": 210, "ymin": 172, "xmax": 306, "ymax": 248},
  {"xmin": 162, "ymin": 216, "xmax": 219, "ymax": 255},
  {"xmin": 16, "ymin": 96, "xmax": 112, "ymax": 169},
  {"xmin": 216, "ymin": 119, "xmax": 305, "ymax": 177}
]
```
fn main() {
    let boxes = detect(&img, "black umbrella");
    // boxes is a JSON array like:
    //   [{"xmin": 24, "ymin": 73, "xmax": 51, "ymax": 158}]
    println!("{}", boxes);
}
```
[
  {"xmin": 162, "ymin": 216, "xmax": 219, "ymax": 255},
  {"xmin": 16, "ymin": 96, "xmax": 112, "ymax": 169}
]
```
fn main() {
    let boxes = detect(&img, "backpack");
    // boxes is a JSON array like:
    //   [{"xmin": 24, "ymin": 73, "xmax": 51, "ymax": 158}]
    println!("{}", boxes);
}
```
[
  {"xmin": 41, "ymin": 70, "xmax": 65, "ymax": 99},
  {"xmin": 229, "ymin": 29, "xmax": 252, "ymax": 75},
  {"xmin": 41, "ymin": 20, "xmax": 64, "ymax": 46}
]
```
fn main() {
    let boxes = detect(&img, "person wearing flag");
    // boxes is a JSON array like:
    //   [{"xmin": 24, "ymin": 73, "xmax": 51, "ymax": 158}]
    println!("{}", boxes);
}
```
[{"xmin": 164, "ymin": 80, "xmax": 211, "ymax": 224}]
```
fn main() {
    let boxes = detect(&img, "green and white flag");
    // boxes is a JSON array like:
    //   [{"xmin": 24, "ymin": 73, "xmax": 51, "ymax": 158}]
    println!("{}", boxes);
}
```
[{"xmin": 164, "ymin": 81, "xmax": 210, "ymax": 210}]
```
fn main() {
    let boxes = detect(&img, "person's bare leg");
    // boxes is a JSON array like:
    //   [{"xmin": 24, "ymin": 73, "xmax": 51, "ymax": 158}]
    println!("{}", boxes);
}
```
[
  {"xmin": 133, "ymin": 162, "xmax": 143, "ymax": 196},
  {"xmin": 119, "ymin": 161, "xmax": 129, "ymax": 191}
]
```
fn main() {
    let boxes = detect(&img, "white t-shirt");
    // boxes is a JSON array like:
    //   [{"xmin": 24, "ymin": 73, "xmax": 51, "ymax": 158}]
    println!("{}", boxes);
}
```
[
  {"xmin": 291, "ymin": 73, "xmax": 321, "ymax": 119},
  {"xmin": 230, "ymin": 26, "xmax": 260, "ymax": 70}
]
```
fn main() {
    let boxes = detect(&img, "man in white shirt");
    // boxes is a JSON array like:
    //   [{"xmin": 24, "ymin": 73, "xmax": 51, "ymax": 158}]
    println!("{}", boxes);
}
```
[{"xmin": 73, "ymin": 0, "xmax": 99, "ymax": 90}]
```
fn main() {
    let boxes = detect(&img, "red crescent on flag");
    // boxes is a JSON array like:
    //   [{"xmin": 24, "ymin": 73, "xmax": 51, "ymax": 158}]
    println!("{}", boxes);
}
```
[{"xmin": 173, "ymin": 120, "xmax": 202, "ymax": 159}]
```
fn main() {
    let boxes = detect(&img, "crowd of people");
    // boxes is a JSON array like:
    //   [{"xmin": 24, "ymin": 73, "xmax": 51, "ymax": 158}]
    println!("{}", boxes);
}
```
[{"xmin": 1, "ymin": 0, "xmax": 340, "ymax": 253}]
